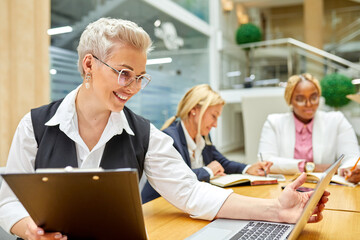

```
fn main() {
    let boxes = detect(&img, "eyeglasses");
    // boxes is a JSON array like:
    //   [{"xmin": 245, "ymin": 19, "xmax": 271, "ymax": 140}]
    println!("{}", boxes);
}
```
[
  {"xmin": 294, "ymin": 94, "xmax": 319, "ymax": 106},
  {"xmin": 93, "ymin": 55, "xmax": 151, "ymax": 90}
]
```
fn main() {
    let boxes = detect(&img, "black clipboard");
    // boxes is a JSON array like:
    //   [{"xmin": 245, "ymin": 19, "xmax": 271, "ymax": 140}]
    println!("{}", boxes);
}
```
[{"xmin": 1, "ymin": 168, "xmax": 147, "ymax": 240}]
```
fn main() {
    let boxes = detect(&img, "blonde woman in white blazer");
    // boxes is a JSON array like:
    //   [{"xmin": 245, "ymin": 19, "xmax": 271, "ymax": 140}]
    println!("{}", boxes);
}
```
[{"xmin": 258, "ymin": 73, "xmax": 360, "ymax": 183}]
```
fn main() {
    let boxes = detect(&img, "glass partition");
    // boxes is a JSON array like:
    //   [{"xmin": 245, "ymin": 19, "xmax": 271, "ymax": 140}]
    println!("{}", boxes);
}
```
[
  {"xmin": 170, "ymin": 0, "xmax": 209, "ymax": 22},
  {"xmin": 50, "ymin": 0, "xmax": 210, "ymax": 128}
]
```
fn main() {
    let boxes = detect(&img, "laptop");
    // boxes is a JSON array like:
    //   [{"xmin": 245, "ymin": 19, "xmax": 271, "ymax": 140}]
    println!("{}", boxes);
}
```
[
  {"xmin": 186, "ymin": 154, "xmax": 344, "ymax": 240},
  {"xmin": 1, "ymin": 168, "xmax": 147, "ymax": 240}
]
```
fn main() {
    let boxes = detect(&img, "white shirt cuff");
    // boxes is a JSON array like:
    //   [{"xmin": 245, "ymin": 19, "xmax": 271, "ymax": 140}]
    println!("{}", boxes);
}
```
[
  {"xmin": 0, "ymin": 201, "xmax": 29, "ymax": 234},
  {"xmin": 203, "ymin": 166, "xmax": 214, "ymax": 178},
  {"xmin": 269, "ymin": 157, "xmax": 302, "ymax": 174},
  {"xmin": 189, "ymin": 183, "xmax": 233, "ymax": 220},
  {"xmin": 242, "ymin": 165, "xmax": 251, "ymax": 174}
]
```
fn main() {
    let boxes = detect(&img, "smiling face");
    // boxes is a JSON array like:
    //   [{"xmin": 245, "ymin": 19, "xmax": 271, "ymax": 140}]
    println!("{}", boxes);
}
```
[
  {"xmin": 291, "ymin": 80, "xmax": 320, "ymax": 123},
  {"xmin": 90, "ymin": 43, "xmax": 147, "ymax": 112},
  {"xmin": 197, "ymin": 104, "xmax": 223, "ymax": 136}
]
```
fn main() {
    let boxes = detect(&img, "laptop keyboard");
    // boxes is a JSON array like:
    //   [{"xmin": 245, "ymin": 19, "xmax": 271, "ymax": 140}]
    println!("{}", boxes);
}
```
[{"xmin": 229, "ymin": 221, "xmax": 291, "ymax": 240}]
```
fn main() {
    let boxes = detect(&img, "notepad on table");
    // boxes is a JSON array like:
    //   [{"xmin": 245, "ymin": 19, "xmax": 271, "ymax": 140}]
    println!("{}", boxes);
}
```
[
  {"xmin": 267, "ymin": 174, "xmax": 286, "ymax": 182},
  {"xmin": 210, "ymin": 174, "xmax": 278, "ymax": 187},
  {"xmin": 293, "ymin": 172, "xmax": 356, "ymax": 187}
]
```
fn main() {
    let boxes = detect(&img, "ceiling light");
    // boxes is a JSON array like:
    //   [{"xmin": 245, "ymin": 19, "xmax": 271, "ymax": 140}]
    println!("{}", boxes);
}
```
[
  {"xmin": 47, "ymin": 26, "xmax": 73, "ymax": 36},
  {"xmin": 221, "ymin": 0, "xmax": 234, "ymax": 12},
  {"xmin": 146, "ymin": 57, "xmax": 172, "ymax": 65}
]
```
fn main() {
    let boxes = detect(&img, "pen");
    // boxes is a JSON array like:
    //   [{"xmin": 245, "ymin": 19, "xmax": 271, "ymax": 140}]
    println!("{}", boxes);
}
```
[
  {"xmin": 259, "ymin": 152, "xmax": 267, "ymax": 177},
  {"xmin": 345, "ymin": 156, "xmax": 360, "ymax": 180}
]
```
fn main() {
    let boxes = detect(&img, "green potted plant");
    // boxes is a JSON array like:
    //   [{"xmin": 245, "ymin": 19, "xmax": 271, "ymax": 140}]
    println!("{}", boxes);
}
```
[
  {"xmin": 235, "ymin": 23, "xmax": 262, "ymax": 45},
  {"xmin": 320, "ymin": 73, "xmax": 356, "ymax": 108},
  {"xmin": 235, "ymin": 23, "xmax": 262, "ymax": 82}
]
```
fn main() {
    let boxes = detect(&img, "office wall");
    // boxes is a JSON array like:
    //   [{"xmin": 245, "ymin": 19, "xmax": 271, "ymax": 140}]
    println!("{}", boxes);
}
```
[
  {"xmin": 265, "ymin": 0, "xmax": 360, "ymax": 46},
  {"xmin": 304, "ymin": 0, "xmax": 324, "ymax": 49},
  {"xmin": 323, "ymin": 0, "xmax": 360, "ymax": 44},
  {"xmin": 266, "ymin": 5, "xmax": 304, "ymax": 41},
  {"xmin": 0, "ymin": 0, "xmax": 50, "ymax": 166}
]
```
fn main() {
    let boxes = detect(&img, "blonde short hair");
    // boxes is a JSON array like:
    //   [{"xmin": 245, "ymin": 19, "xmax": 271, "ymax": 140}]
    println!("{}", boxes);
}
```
[
  {"xmin": 77, "ymin": 18, "xmax": 153, "ymax": 77},
  {"xmin": 284, "ymin": 73, "xmax": 321, "ymax": 106},
  {"xmin": 161, "ymin": 84, "xmax": 225, "ymax": 140}
]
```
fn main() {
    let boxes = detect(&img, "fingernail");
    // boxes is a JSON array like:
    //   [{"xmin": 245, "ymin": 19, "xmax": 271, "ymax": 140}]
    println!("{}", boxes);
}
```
[
  {"xmin": 55, "ymin": 234, "xmax": 62, "ymax": 239},
  {"xmin": 37, "ymin": 229, "xmax": 44, "ymax": 235}
]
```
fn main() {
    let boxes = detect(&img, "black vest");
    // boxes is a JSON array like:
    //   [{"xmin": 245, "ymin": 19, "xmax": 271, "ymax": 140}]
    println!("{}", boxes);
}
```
[{"xmin": 30, "ymin": 99, "xmax": 150, "ymax": 179}]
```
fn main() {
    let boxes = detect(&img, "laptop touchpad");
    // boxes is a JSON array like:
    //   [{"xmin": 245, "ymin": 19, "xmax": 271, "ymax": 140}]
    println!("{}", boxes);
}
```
[{"xmin": 190, "ymin": 227, "xmax": 233, "ymax": 240}]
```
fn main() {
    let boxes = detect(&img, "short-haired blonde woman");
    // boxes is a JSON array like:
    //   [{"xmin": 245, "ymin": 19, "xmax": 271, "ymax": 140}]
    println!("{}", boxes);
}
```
[
  {"xmin": 0, "ymin": 20, "xmax": 328, "ymax": 240},
  {"xmin": 258, "ymin": 73, "xmax": 360, "ymax": 182},
  {"xmin": 142, "ymin": 84, "xmax": 273, "ymax": 203}
]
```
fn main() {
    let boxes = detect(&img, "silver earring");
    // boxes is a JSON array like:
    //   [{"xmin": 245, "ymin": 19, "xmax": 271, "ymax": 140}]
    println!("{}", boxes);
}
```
[
  {"xmin": 192, "ymin": 112, "xmax": 195, "ymax": 116},
  {"xmin": 85, "ymin": 73, "xmax": 91, "ymax": 89}
]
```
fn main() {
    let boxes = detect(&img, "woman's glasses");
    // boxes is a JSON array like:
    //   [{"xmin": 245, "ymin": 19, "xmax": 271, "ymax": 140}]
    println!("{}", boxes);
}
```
[
  {"xmin": 294, "ymin": 94, "xmax": 319, "ymax": 106},
  {"xmin": 93, "ymin": 55, "xmax": 151, "ymax": 90}
]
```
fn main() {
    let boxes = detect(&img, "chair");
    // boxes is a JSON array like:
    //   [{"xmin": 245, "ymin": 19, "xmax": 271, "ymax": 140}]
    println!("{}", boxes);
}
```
[
  {"xmin": 241, "ymin": 94, "xmax": 289, "ymax": 164},
  {"xmin": 0, "ymin": 167, "xmax": 17, "ymax": 240}
]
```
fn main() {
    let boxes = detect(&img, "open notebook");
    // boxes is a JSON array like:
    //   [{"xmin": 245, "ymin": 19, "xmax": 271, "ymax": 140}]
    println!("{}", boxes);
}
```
[
  {"xmin": 210, "ymin": 174, "xmax": 278, "ymax": 187},
  {"xmin": 187, "ymin": 154, "xmax": 344, "ymax": 240},
  {"xmin": 293, "ymin": 172, "xmax": 356, "ymax": 187}
]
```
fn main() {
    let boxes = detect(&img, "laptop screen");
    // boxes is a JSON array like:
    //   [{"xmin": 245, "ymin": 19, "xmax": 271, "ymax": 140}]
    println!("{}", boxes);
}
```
[{"xmin": 287, "ymin": 154, "xmax": 344, "ymax": 239}]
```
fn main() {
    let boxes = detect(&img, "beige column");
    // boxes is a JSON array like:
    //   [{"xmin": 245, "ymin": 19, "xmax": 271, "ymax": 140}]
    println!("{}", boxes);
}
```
[
  {"xmin": 304, "ymin": 0, "xmax": 324, "ymax": 49},
  {"xmin": 0, "ymin": 0, "xmax": 50, "ymax": 166}
]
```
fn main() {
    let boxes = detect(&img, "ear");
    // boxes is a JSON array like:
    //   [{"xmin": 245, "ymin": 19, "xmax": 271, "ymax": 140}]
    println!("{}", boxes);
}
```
[
  {"xmin": 82, "ymin": 54, "xmax": 94, "ymax": 73},
  {"xmin": 189, "ymin": 107, "xmax": 198, "ymax": 117}
]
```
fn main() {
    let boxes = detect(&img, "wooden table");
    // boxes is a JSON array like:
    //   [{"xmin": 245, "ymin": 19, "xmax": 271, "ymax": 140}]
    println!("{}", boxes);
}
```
[
  {"xmin": 298, "ymin": 210, "xmax": 360, "ymax": 239},
  {"xmin": 230, "ymin": 178, "xmax": 360, "ymax": 213},
  {"xmin": 143, "ymin": 178, "xmax": 360, "ymax": 239}
]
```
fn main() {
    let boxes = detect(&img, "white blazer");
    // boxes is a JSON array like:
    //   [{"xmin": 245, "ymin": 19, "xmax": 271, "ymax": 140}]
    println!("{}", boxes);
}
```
[{"xmin": 258, "ymin": 111, "xmax": 360, "ymax": 174}]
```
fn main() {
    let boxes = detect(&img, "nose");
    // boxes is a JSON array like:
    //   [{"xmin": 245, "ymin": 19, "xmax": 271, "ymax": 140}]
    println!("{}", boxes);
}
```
[
  {"xmin": 123, "ymin": 78, "xmax": 141, "ymax": 91},
  {"xmin": 213, "ymin": 118, "xmax": 218, "ymax": 128},
  {"xmin": 305, "ymin": 99, "xmax": 312, "ymax": 107}
]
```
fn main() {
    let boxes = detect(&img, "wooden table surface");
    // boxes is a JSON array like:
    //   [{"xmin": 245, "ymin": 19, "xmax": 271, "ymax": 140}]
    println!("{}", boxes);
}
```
[
  {"xmin": 143, "ymin": 176, "xmax": 360, "ymax": 239},
  {"xmin": 230, "ymin": 177, "xmax": 360, "ymax": 212}
]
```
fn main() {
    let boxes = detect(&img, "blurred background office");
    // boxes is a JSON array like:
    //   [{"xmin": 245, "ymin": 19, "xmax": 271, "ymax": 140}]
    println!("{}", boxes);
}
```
[{"xmin": 1, "ymin": 0, "xmax": 360, "ymax": 169}]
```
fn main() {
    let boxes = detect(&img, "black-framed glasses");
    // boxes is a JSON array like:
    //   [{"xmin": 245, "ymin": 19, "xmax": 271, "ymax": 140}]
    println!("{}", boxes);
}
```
[
  {"xmin": 294, "ymin": 93, "xmax": 319, "ymax": 106},
  {"xmin": 93, "ymin": 55, "xmax": 151, "ymax": 90}
]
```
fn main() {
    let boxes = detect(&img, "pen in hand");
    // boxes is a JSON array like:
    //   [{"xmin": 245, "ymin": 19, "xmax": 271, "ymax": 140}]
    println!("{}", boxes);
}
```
[
  {"xmin": 259, "ymin": 152, "xmax": 267, "ymax": 177},
  {"xmin": 345, "ymin": 156, "xmax": 360, "ymax": 180}
]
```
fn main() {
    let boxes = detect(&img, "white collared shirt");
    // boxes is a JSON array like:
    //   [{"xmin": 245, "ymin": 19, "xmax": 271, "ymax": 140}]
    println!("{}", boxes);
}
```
[
  {"xmin": 181, "ymin": 121, "xmax": 214, "ymax": 178},
  {"xmin": 45, "ymin": 85, "xmax": 135, "ymax": 168},
  {"xmin": 0, "ymin": 85, "xmax": 232, "ymax": 234}
]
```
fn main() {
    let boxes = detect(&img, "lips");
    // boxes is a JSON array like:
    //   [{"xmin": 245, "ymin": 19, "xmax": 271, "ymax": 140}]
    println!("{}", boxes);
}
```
[
  {"xmin": 113, "ymin": 91, "xmax": 128, "ymax": 101},
  {"xmin": 304, "ymin": 109, "xmax": 314, "ymax": 114}
]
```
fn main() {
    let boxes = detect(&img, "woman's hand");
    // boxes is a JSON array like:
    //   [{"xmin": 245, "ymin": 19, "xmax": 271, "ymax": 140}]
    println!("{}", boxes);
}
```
[
  {"xmin": 11, "ymin": 217, "xmax": 67, "ymax": 240},
  {"xmin": 341, "ymin": 168, "xmax": 360, "ymax": 184},
  {"xmin": 207, "ymin": 160, "xmax": 226, "ymax": 177},
  {"xmin": 277, "ymin": 173, "xmax": 330, "ymax": 223},
  {"xmin": 246, "ymin": 161, "xmax": 273, "ymax": 176},
  {"xmin": 25, "ymin": 221, "xmax": 67, "ymax": 240}
]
